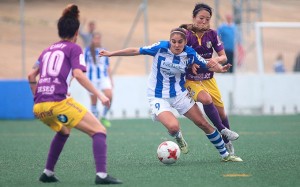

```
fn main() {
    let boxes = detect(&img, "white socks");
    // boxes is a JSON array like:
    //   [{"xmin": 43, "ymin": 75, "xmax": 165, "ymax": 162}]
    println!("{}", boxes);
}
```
[
  {"xmin": 43, "ymin": 169, "xmax": 54, "ymax": 177},
  {"xmin": 97, "ymin": 172, "xmax": 108, "ymax": 179}
]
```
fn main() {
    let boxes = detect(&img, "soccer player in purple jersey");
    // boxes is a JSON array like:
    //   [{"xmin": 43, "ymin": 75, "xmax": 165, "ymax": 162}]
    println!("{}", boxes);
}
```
[
  {"xmin": 180, "ymin": 3, "xmax": 242, "ymax": 160},
  {"xmin": 27, "ymin": 4, "xmax": 122, "ymax": 185},
  {"xmin": 100, "ymin": 28, "xmax": 241, "ymax": 162}
]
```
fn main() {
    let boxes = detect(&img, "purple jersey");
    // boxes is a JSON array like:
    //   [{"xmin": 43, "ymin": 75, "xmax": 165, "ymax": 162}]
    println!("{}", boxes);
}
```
[
  {"xmin": 34, "ymin": 41, "xmax": 86, "ymax": 103},
  {"xmin": 185, "ymin": 29, "xmax": 224, "ymax": 81}
]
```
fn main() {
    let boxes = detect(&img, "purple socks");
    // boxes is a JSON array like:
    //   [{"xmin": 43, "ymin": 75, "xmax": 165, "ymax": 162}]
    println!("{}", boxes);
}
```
[
  {"xmin": 222, "ymin": 117, "xmax": 230, "ymax": 129},
  {"xmin": 203, "ymin": 103, "xmax": 229, "ymax": 143},
  {"xmin": 92, "ymin": 133, "xmax": 107, "ymax": 173},
  {"xmin": 45, "ymin": 132, "xmax": 69, "ymax": 171},
  {"xmin": 45, "ymin": 132, "xmax": 108, "ymax": 174},
  {"xmin": 203, "ymin": 103, "xmax": 225, "ymax": 131}
]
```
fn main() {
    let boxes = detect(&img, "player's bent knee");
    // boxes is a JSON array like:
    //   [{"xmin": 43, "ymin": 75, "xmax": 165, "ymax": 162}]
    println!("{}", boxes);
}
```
[
  {"xmin": 198, "ymin": 97, "xmax": 212, "ymax": 105},
  {"xmin": 89, "ymin": 125, "xmax": 106, "ymax": 137},
  {"xmin": 197, "ymin": 92, "xmax": 212, "ymax": 105}
]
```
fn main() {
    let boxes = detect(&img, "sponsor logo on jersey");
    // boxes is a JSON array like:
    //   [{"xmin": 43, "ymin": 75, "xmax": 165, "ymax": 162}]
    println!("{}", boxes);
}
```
[
  {"xmin": 34, "ymin": 109, "xmax": 53, "ymax": 119},
  {"xmin": 57, "ymin": 114, "xmax": 68, "ymax": 123}
]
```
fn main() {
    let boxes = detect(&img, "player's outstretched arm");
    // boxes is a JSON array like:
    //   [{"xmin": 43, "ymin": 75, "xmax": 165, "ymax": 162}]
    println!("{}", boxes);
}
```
[
  {"xmin": 73, "ymin": 69, "xmax": 110, "ymax": 107},
  {"xmin": 99, "ymin": 47, "xmax": 140, "ymax": 57}
]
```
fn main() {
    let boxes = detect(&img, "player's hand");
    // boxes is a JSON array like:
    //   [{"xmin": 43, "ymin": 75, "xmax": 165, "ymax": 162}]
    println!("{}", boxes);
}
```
[
  {"xmin": 192, "ymin": 63, "xmax": 199, "ymax": 75},
  {"xmin": 99, "ymin": 50, "xmax": 112, "ymax": 57},
  {"xmin": 206, "ymin": 60, "xmax": 218, "ymax": 69},
  {"xmin": 99, "ymin": 94, "xmax": 110, "ymax": 108},
  {"xmin": 221, "ymin": 63, "xmax": 232, "ymax": 72}
]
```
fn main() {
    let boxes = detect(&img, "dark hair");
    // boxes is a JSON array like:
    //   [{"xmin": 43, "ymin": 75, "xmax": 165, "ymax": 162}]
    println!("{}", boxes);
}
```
[
  {"xmin": 192, "ymin": 3, "xmax": 212, "ymax": 18},
  {"xmin": 170, "ymin": 28, "xmax": 187, "ymax": 40},
  {"xmin": 90, "ymin": 32, "xmax": 101, "ymax": 64},
  {"xmin": 57, "ymin": 4, "xmax": 80, "ymax": 39}
]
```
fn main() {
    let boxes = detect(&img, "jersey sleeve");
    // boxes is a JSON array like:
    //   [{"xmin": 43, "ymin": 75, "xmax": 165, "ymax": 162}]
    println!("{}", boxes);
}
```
[
  {"xmin": 71, "ymin": 45, "xmax": 87, "ymax": 72},
  {"xmin": 188, "ymin": 48, "xmax": 208, "ymax": 69},
  {"xmin": 139, "ymin": 41, "xmax": 164, "ymax": 56},
  {"xmin": 34, "ymin": 53, "xmax": 43, "ymax": 69}
]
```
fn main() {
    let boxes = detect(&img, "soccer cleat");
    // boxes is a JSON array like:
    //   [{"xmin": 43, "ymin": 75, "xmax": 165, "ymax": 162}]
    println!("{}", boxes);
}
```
[
  {"xmin": 95, "ymin": 175, "xmax": 122, "ymax": 185},
  {"xmin": 39, "ymin": 173, "xmax": 59, "ymax": 183},
  {"xmin": 225, "ymin": 141, "xmax": 235, "ymax": 156},
  {"xmin": 101, "ymin": 118, "xmax": 111, "ymax": 128},
  {"xmin": 222, "ymin": 155, "xmax": 243, "ymax": 162},
  {"xmin": 221, "ymin": 128, "xmax": 239, "ymax": 141},
  {"xmin": 175, "ymin": 136, "xmax": 188, "ymax": 154}
]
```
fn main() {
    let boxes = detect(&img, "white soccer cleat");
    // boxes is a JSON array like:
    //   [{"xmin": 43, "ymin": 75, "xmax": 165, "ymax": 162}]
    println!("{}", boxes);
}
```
[{"xmin": 221, "ymin": 128, "xmax": 239, "ymax": 141}]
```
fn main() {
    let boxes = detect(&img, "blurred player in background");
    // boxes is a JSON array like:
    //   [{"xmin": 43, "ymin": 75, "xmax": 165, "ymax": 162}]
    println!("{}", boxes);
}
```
[
  {"xmin": 79, "ymin": 19, "xmax": 96, "ymax": 48},
  {"xmin": 27, "ymin": 4, "xmax": 121, "ymax": 185},
  {"xmin": 85, "ymin": 32, "xmax": 113, "ymax": 127},
  {"xmin": 100, "ymin": 28, "xmax": 241, "ymax": 162},
  {"xmin": 180, "ymin": 3, "xmax": 242, "ymax": 159}
]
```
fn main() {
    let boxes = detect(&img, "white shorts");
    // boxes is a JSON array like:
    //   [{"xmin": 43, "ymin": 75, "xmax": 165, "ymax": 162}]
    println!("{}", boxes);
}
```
[
  {"xmin": 91, "ymin": 77, "xmax": 112, "ymax": 91},
  {"xmin": 148, "ymin": 90, "xmax": 195, "ymax": 120}
]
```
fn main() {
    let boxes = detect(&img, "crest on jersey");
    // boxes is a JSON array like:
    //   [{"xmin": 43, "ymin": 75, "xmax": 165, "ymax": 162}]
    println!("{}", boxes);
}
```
[
  {"xmin": 206, "ymin": 41, "xmax": 212, "ymax": 48},
  {"xmin": 57, "ymin": 114, "xmax": 68, "ymax": 123}
]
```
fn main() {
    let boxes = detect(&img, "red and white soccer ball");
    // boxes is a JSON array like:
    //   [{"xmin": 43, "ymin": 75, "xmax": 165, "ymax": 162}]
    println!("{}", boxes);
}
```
[{"xmin": 157, "ymin": 141, "xmax": 181, "ymax": 165}]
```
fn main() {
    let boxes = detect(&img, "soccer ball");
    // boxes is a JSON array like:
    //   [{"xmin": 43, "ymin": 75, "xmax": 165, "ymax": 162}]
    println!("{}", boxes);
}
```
[{"xmin": 157, "ymin": 141, "xmax": 180, "ymax": 165}]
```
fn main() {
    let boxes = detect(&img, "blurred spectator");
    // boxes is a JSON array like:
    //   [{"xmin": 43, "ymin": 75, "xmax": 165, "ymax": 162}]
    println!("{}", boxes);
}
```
[
  {"xmin": 293, "ymin": 52, "xmax": 300, "ymax": 72},
  {"xmin": 217, "ymin": 14, "xmax": 244, "ymax": 73},
  {"xmin": 79, "ymin": 19, "xmax": 96, "ymax": 47},
  {"xmin": 273, "ymin": 54, "xmax": 286, "ymax": 73}
]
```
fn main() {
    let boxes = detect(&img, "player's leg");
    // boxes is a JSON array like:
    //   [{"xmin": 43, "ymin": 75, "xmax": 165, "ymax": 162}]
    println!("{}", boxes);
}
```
[
  {"xmin": 185, "ymin": 80, "xmax": 228, "ymax": 132},
  {"xmin": 75, "ymin": 108, "xmax": 122, "ymax": 184},
  {"xmin": 201, "ymin": 79, "xmax": 239, "ymax": 141},
  {"xmin": 208, "ymin": 79, "xmax": 241, "ymax": 158},
  {"xmin": 215, "ymin": 105, "xmax": 229, "ymax": 130},
  {"xmin": 215, "ymin": 105, "xmax": 235, "ymax": 155},
  {"xmin": 90, "ymin": 81, "xmax": 100, "ymax": 118},
  {"xmin": 187, "ymin": 80, "xmax": 238, "ymax": 140},
  {"xmin": 184, "ymin": 104, "xmax": 241, "ymax": 161},
  {"xmin": 157, "ymin": 111, "xmax": 188, "ymax": 154},
  {"xmin": 197, "ymin": 89, "xmax": 228, "ymax": 131},
  {"xmin": 39, "ymin": 126, "xmax": 70, "ymax": 183},
  {"xmin": 149, "ymin": 98, "xmax": 188, "ymax": 154},
  {"xmin": 90, "ymin": 94, "xmax": 99, "ymax": 118},
  {"xmin": 34, "ymin": 101, "xmax": 72, "ymax": 183},
  {"xmin": 100, "ymin": 88, "xmax": 113, "ymax": 127}
]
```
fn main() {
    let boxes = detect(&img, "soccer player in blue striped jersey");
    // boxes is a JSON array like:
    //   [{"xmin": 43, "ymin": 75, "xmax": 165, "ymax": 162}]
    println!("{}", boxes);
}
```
[
  {"xmin": 84, "ymin": 32, "xmax": 113, "ymax": 127},
  {"xmin": 100, "ymin": 28, "xmax": 241, "ymax": 162}
]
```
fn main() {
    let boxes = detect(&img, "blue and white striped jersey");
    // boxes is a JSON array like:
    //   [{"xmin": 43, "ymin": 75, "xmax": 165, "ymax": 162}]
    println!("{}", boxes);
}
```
[
  {"xmin": 139, "ymin": 41, "xmax": 208, "ymax": 98},
  {"xmin": 84, "ymin": 47, "xmax": 110, "ymax": 82}
]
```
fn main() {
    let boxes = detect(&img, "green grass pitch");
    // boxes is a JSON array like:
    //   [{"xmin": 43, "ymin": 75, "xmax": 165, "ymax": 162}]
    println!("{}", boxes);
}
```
[{"xmin": 1, "ymin": 115, "xmax": 300, "ymax": 187}]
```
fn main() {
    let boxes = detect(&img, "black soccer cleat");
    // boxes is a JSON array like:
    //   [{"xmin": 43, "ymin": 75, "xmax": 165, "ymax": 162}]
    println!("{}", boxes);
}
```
[
  {"xmin": 95, "ymin": 175, "xmax": 122, "ymax": 185},
  {"xmin": 39, "ymin": 173, "xmax": 59, "ymax": 183}
]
